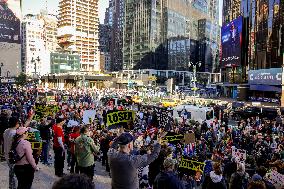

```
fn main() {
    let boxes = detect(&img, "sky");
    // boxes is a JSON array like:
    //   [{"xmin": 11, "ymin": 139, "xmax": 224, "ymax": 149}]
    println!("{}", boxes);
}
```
[
  {"xmin": 21, "ymin": 0, "xmax": 222, "ymax": 25},
  {"xmin": 21, "ymin": 0, "xmax": 109, "ymax": 24}
]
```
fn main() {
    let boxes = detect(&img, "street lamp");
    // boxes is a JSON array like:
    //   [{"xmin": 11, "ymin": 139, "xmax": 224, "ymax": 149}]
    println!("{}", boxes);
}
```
[
  {"xmin": 188, "ymin": 61, "xmax": 202, "ymax": 104},
  {"xmin": 6, "ymin": 71, "xmax": 10, "ymax": 78}
]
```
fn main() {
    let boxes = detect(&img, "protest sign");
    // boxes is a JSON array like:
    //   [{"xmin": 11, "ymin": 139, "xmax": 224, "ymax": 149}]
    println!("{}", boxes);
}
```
[
  {"xmin": 67, "ymin": 120, "xmax": 79, "ymax": 127},
  {"xmin": 163, "ymin": 134, "xmax": 184, "ymax": 144},
  {"xmin": 82, "ymin": 110, "xmax": 96, "ymax": 124},
  {"xmin": 34, "ymin": 104, "xmax": 60, "ymax": 121},
  {"xmin": 106, "ymin": 111, "xmax": 135, "ymax": 128},
  {"xmin": 266, "ymin": 171, "xmax": 284, "ymax": 189},
  {"xmin": 179, "ymin": 157, "xmax": 205, "ymax": 173},
  {"xmin": 153, "ymin": 107, "xmax": 173, "ymax": 129},
  {"xmin": 232, "ymin": 146, "xmax": 246, "ymax": 162},
  {"xmin": 184, "ymin": 133, "xmax": 195, "ymax": 144}
]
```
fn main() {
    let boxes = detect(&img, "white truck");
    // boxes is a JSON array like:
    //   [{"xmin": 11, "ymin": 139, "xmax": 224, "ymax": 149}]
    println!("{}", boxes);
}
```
[{"xmin": 173, "ymin": 105, "xmax": 214, "ymax": 123}]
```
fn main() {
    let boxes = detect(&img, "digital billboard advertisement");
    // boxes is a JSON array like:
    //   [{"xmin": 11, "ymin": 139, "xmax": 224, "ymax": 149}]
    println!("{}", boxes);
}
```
[
  {"xmin": 0, "ymin": 0, "xmax": 21, "ymax": 77},
  {"xmin": 221, "ymin": 16, "xmax": 243, "ymax": 68},
  {"xmin": 0, "ymin": 0, "xmax": 21, "ymax": 43}
]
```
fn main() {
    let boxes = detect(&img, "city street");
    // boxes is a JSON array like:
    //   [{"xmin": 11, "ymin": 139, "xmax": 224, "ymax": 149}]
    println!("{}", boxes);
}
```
[{"xmin": 0, "ymin": 161, "xmax": 111, "ymax": 189}]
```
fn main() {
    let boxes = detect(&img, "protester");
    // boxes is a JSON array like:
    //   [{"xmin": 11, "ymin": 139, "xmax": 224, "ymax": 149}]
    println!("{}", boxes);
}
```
[
  {"xmin": 68, "ymin": 126, "xmax": 80, "ymax": 174},
  {"xmin": 38, "ymin": 117, "xmax": 52, "ymax": 165},
  {"xmin": 154, "ymin": 158, "xmax": 185, "ymax": 189},
  {"xmin": 13, "ymin": 127, "xmax": 39, "ymax": 189},
  {"xmin": 229, "ymin": 162, "xmax": 249, "ymax": 189},
  {"xmin": 3, "ymin": 115, "xmax": 33, "ymax": 189},
  {"xmin": 52, "ymin": 174, "xmax": 95, "ymax": 189},
  {"xmin": 53, "ymin": 118, "xmax": 66, "ymax": 177},
  {"xmin": 202, "ymin": 162, "xmax": 226, "ymax": 189},
  {"xmin": 108, "ymin": 131, "xmax": 162, "ymax": 189},
  {"xmin": 75, "ymin": 126, "xmax": 99, "ymax": 179}
]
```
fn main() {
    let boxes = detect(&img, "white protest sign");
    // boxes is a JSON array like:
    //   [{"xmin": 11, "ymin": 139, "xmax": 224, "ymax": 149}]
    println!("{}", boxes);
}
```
[
  {"xmin": 83, "ymin": 110, "xmax": 96, "ymax": 124},
  {"xmin": 266, "ymin": 171, "xmax": 284, "ymax": 189},
  {"xmin": 67, "ymin": 120, "xmax": 79, "ymax": 127},
  {"xmin": 232, "ymin": 146, "xmax": 246, "ymax": 163}
]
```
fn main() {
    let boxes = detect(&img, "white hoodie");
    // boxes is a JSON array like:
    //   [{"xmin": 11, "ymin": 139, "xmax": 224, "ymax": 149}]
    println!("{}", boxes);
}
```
[{"xmin": 209, "ymin": 171, "xmax": 223, "ymax": 183}]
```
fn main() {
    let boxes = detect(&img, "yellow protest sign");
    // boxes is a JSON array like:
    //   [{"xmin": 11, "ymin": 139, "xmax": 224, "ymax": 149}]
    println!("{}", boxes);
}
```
[
  {"xmin": 106, "ymin": 111, "xmax": 135, "ymax": 126},
  {"xmin": 179, "ymin": 158, "xmax": 205, "ymax": 173},
  {"xmin": 163, "ymin": 134, "xmax": 184, "ymax": 143}
]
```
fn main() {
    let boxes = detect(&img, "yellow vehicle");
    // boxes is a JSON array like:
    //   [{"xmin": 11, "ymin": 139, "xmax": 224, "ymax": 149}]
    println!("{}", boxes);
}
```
[{"xmin": 161, "ymin": 99, "xmax": 178, "ymax": 107}]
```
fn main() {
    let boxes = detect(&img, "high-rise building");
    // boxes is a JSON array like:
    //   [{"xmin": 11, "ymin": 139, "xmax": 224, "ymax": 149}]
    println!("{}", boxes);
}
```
[
  {"xmin": 99, "ymin": 24, "xmax": 111, "ymax": 71},
  {"xmin": 221, "ymin": 0, "xmax": 284, "ymax": 102},
  {"xmin": 21, "ymin": 14, "xmax": 51, "ymax": 76},
  {"xmin": 123, "ymin": 0, "xmax": 220, "ymax": 72},
  {"xmin": 104, "ymin": 0, "xmax": 124, "ymax": 71},
  {"xmin": 57, "ymin": 0, "xmax": 100, "ymax": 72}
]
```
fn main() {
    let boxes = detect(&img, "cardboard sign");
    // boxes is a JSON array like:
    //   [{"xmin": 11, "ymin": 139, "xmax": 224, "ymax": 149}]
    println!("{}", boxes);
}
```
[
  {"xmin": 232, "ymin": 146, "xmax": 246, "ymax": 163},
  {"xmin": 82, "ymin": 110, "xmax": 96, "ymax": 124},
  {"xmin": 184, "ymin": 133, "xmax": 195, "ymax": 144},
  {"xmin": 67, "ymin": 120, "xmax": 79, "ymax": 127},
  {"xmin": 106, "ymin": 111, "xmax": 135, "ymax": 127},
  {"xmin": 34, "ymin": 104, "xmax": 60, "ymax": 120},
  {"xmin": 179, "ymin": 157, "xmax": 205, "ymax": 173}
]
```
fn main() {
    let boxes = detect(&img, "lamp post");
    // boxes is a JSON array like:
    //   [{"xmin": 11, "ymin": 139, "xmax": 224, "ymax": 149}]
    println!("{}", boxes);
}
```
[
  {"xmin": 6, "ymin": 71, "xmax": 10, "ymax": 78},
  {"xmin": 0, "ymin": 62, "xmax": 4, "ymax": 85},
  {"xmin": 188, "ymin": 61, "xmax": 202, "ymax": 104}
]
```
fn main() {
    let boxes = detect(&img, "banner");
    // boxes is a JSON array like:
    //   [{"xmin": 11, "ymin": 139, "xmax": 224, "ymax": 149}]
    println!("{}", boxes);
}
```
[
  {"xmin": 248, "ymin": 68, "xmax": 282, "ymax": 85},
  {"xmin": 163, "ymin": 134, "xmax": 184, "ymax": 144},
  {"xmin": 266, "ymin": 171, "xmax": 284, "ymax": 189},
  {"xmin": 34, "ymin": 104, "xmax": 60, "ymax": 120},
  {"xmin": 179, "ymin": 157, "xmax": 205, "ymax": 173},
  {"xmin": 106, "ymin": 110, "xmax": 135, "ymax": 127}
]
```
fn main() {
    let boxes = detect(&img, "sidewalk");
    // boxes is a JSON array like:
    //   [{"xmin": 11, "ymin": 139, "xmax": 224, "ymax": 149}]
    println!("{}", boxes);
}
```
[{"xmin": 0, "ymin": 161, "xmax": 111, "ymax": 189}]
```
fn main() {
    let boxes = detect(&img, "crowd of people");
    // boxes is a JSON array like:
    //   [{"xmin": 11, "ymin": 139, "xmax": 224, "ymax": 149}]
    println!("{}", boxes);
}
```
[{"xmin": 0, "ymin": 86, "xmax": 283, "ymax": 189}]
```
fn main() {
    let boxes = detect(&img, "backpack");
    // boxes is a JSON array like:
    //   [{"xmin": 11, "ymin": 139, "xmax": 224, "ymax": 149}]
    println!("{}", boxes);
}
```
[{"xmin": 8, "ymin": 140, "xmax": 25, "ymax": 164}]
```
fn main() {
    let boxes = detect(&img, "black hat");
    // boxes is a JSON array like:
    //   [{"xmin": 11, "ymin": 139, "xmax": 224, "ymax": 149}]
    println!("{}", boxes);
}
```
[{"xmin": 117, "ymin": 133, "xmax": 134, "ymax": 145}]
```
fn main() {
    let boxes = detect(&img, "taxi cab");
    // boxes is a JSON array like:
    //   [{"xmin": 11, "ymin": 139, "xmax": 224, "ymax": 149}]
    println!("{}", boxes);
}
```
[{"xmin": 161, "ymin": 99, "xmax": 178, "ymax": 107}]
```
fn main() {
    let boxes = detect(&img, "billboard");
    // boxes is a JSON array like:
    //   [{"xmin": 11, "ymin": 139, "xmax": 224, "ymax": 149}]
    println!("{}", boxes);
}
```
[
  {"xmin": 221, "ymin": 16, "xmax": 243, "ymax": 67},
  {"xmin": 0, "ymin": 0, "xmax": 21, "ymax": 43},
  {"xmin": 248, "ymin": 68, "xmax": 282, "ymax": 85},
  {"xmin": 0, "ymin": 0, "xmax": 21, "ymax": 77}
]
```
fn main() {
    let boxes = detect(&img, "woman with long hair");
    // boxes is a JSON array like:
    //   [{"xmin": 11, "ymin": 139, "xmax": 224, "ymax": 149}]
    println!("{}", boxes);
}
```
[{"xmin": 13, "ymin": 127, "xmax": 39, "ymax": 189}]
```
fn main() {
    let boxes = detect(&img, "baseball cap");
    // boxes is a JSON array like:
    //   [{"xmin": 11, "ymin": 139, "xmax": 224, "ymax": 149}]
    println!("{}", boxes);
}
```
[
  {"xmin": 16, "ymin": 127, "xmax": 29, "ymax": 135},
  {"xmin": 252, "ymin": 174, "xmax": 262, "ymax": 181},
  {"xmin": 163, "ymin": 158, "xmax": 177, "ymax": 169},
  {"xmin": 117, "ymin": 133, "xmax": 134, "ymax": 145}
]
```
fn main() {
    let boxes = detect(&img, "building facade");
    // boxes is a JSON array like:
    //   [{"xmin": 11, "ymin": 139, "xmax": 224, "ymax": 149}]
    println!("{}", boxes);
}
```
[
  {"xmin": 57, "ymin": 0, "xmax": 100, "ymax": 72},
  {"xmin": 50, "ymin": 52, "xmax": 80, "ymax": 74},
  {"xmin": 123, "ymin": 0, "xmax": 220, "ymax": 73},
  {"xmin": 0, "ymin": 1, "xmax": 21, "ymax": 77},
  {"xmin": 21, "ymin": 14, "xmax": 50, "ymax": 76},
  {"xmin": 221, "ymin": 0, "xmax": 284, "ymax": 102}
]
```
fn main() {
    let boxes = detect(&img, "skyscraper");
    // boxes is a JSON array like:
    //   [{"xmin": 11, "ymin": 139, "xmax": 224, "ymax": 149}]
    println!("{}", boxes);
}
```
[
  {"xmin": 57, "ymin": 0, "xmax": 100, "ymax": 72},
  {"xmin": 123, "ymin": 0, "xmax": 220, "ymax": 72}
]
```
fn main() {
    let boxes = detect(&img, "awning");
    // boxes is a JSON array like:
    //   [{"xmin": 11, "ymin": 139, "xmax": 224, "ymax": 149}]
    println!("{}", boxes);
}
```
[{"xmin": 250, "ymin": 84, "xmax": 281, "ymax": 92}]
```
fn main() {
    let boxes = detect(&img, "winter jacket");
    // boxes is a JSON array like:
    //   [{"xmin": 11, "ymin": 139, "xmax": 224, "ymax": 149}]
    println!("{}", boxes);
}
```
[
  {"xmin": 202, "ymin": 171, "xmax": 227, "ymax": 189},
  {"xmin": 154, "ymin": 171, "xmax": 185, "ymax": 189},
  {"xmin": 229, "ymin": 171, "xmax": 249, "ymax": 189},
  {"xmin": 108, "ymin": 143, "xmax": 161, "ymax": 189}
]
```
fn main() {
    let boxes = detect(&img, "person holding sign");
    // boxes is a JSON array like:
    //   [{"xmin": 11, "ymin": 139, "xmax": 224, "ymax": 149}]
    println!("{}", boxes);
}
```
[
  {"xmin": 108, "ymin": 131, "xmax": 163, "ymax": 189},
  {"xmin": 154, "ymin": 158, "xmax": 185, "ymax": 189}
]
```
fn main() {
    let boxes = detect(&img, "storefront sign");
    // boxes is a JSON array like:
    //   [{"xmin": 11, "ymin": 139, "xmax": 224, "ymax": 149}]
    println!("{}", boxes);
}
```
[{"xmin": 248, "ymin": 68, "xmax": 282, "ymax": 85}]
